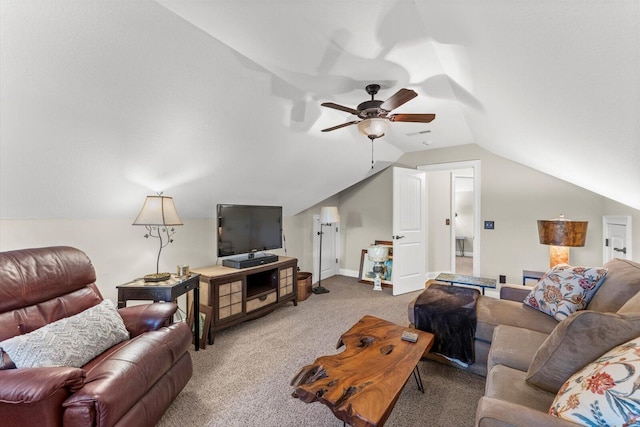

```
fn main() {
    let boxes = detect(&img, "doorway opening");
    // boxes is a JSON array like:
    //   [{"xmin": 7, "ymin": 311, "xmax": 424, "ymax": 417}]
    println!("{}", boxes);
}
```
[
  {"xmin": 418, "ymin": 160, "xmax": 481, "ymax": 277},
  {"xmin": 453, "ymin": 172, "xmax": 474, "ymax": 275}
]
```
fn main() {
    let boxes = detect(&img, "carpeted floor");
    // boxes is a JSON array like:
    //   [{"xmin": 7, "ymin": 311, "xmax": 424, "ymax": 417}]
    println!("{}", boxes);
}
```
[
  {"xmin": 158, "ymin": 275, "xmax": 485, "ymax": 426},
  {"xmin": 456, "ymin": 256, "xmax": 473, "ymax": 275}
]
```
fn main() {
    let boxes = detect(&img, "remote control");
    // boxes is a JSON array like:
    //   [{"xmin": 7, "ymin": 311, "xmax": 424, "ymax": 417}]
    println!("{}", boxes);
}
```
[{"xmin": 401, "ymin": 331, "xmax": 418, "ymax": 343}]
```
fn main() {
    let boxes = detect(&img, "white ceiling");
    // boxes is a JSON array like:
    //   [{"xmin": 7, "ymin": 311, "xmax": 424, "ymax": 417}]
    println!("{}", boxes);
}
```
[{"xmin": 1, "ymin": 0, "xmax": 638, "ymax": 219}]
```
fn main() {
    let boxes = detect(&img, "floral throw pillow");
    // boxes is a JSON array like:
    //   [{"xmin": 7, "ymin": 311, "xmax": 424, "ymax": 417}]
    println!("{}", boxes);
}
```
[
  {"xmin": 549, "ymin": 336, "xmax": 640, "ymax": 425},
  {"xmin": 523, "ymin": 264, "xmax": 607, "ymax": 321}
]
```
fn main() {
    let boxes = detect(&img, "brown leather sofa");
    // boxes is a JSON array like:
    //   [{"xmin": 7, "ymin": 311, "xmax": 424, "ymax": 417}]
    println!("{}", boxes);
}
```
[{"xmin": 0, "ymin": 246, "xmax": 193, "ymax": 427}]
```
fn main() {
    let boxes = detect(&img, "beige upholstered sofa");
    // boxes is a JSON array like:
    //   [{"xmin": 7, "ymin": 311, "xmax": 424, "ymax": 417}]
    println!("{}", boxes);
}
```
[{"xmin": 412, "ymin": 258, "xmax": 640, "ymax": 426}]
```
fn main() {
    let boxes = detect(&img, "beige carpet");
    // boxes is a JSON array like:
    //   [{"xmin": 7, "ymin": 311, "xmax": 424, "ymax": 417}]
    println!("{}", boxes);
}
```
[{"xmin": 158, "ymin": 275, "xmax": 485, "ymax": 426}]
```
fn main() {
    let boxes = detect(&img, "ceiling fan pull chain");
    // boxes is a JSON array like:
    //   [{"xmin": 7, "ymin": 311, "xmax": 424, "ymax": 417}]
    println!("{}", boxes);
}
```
[{"xmin": 371, "ymin": 139, "xmax": 374, "ymax": 169}]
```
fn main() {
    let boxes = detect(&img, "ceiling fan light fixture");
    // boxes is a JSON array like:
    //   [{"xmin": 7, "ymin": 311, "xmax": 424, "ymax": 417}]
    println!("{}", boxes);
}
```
[{"xmin": 358, "ymin": 118, "xmax": 389, "ymax": 139}]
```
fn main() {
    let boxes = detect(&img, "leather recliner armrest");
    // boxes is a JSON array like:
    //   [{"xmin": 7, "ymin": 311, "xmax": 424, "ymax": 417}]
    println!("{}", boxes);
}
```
[
  {"xmin": 0, "ymin": 367, "xmax": 85, "ymax": 404},
  {"xmin": 118, "ymin": 302, "xmax": 178, "ymax": 337}
]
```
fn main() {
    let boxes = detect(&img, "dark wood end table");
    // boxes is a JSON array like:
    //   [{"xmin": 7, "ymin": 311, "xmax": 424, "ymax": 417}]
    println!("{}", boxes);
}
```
[{"xmin": 117, "ymin": 273, "xmax": 200, "ymax": 351}]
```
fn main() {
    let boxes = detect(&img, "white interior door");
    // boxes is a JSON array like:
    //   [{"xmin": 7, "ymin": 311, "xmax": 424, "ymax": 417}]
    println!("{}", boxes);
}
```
[
  {"xmin": 313, "ymin": 215, "xmax": 340, "ymax": 284},
  {"xmin": 392, "ymin": 167, "xmax": 426, "ymax": 296},
  {"xmin": 603, "ymin": 216, "xmax": 632, "ymax": 263}
]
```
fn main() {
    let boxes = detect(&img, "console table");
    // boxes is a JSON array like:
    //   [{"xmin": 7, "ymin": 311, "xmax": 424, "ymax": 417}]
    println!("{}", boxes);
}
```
[
  {"xmin": 523, "ymin": 269, "xmax": 545, "ymax": 285},
  {"xmin": 190, "ymin": 256, "xmax": 297, "ymax": 344},
  {"xmin": 435, "ymin": 272, "xmax": 496, "ymax": 295},
  {"xmin": 116, "ymin": 273, "xmax": 200, "ymax": 351}
]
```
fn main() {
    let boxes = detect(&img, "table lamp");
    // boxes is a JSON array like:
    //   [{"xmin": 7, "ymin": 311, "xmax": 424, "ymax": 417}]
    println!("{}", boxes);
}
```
[
  {"xmin": 537, "ymin": 214, "xmax": 588, "ymax": 268},
  {"xmin": 367, "ymin": 245, "xmax": 389, "ymax": 291},
  {"xmin": 133, "ymin": 193, "xmax": 183, "ymax": 281}
]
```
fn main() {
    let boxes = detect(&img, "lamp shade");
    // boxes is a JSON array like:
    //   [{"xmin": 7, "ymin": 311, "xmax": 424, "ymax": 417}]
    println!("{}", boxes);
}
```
[
  {"xmin": 367, "ymin": 245, "xmax": 389, "ymax": 262},
  {"xmin": 357, "ymin": 118, "xmax": 389, "ymax": 138},
  {"xmin": 537, "ymin": 216, "xmax": 588, "ymax": 247},
  {"xmin": 133, "ymin": 195, "xmax": 183, "ymax": 226},
  {"xmin": 320, "ymin": 206, "xmax": 340, "ymax": 224}
]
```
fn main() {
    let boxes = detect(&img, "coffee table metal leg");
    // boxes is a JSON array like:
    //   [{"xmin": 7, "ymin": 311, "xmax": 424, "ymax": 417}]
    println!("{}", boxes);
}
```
[{"xmin": 413, "ymin": 366, "xmax": 424, "ymax": 393}]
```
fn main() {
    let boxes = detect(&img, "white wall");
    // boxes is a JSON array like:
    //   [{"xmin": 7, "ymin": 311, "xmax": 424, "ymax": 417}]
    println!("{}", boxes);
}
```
[
  {"xmin": 4, "ymin": 144, "xmax": 640, "ymax": 294},
  {"xmin": 324, "ymin": 144, "xmax": 640, "ymax": 284},
  {"xmin": 337, "ymin": 169, "xmax": 393, "ymax": 276},
  {"xmin": 0, "ymin": 216, "xmax": 305, "ymax": 304},
  {"xmin": 428, "ymin": 170, "xmax": 452, "ymax": 272}
]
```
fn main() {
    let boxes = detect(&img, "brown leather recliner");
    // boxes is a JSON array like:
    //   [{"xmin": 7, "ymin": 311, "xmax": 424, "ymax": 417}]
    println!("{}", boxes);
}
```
[{"xmin": 0, "ymin": 246, "xmax": 193, "ymax": 427}]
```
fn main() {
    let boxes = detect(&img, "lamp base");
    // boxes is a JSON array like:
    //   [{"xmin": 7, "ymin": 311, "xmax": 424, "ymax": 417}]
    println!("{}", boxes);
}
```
[
  {"xmin": 549, "ymin": 246, "xmax": 570, "ymax": 268},
  {"xmin": 312, "ymin": 286, "xmax": 330, "ymax": 294},
  {"xmin": 143, "ymin": 272, "xmax": 171, "ymax": 282}
]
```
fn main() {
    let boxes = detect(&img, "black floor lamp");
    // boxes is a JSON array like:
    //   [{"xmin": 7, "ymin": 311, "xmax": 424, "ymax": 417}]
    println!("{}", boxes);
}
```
[{"xmin": 313, "ymin": 206, "xmax": 340, "ymax": 294}]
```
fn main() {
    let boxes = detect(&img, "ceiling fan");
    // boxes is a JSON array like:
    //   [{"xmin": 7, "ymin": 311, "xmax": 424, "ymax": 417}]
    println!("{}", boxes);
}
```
[{"xmin": 321, "ymin": 84, "xmax": 436, "ymax": 140}]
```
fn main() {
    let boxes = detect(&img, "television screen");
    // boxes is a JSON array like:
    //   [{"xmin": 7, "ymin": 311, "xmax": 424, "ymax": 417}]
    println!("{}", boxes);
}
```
[{"xmin": 217, "ymin": 204, "xmax": 282, "ymax": 257}]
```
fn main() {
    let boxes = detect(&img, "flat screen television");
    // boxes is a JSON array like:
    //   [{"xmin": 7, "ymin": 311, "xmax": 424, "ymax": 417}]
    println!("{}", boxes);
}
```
[{"xmin": 217, "ymin": 204, "xmax": 283, "ymax": 257}]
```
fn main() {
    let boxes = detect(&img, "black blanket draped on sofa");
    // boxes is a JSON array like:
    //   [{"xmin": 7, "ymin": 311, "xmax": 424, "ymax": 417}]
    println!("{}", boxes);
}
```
[{"xmin": 413, "ymin": 284, "xmax": 480, "ymax": 365}]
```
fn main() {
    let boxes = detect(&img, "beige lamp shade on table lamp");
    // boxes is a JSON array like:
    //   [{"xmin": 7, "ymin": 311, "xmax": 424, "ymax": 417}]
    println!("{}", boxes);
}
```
[
  {"xmin": 537, "ymin": 215, "xmax": 588, "ymax": 268},
  {"xmin": 133, "ymin": 195, "xmax": 183, "ymax": 226},
  {"xmin": 133, "ymin": 195, "xmax": 183, "ymax": 281}
]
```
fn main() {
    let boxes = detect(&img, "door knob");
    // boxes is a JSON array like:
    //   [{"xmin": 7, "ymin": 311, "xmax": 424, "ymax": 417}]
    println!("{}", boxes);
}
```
[
  {"xmin": 393, "ymin": 235, "xmax": 405, "ymax": 240},
  {"xmin": 614, "ymin": 247, "xmax": 627, "ymax": 254}
]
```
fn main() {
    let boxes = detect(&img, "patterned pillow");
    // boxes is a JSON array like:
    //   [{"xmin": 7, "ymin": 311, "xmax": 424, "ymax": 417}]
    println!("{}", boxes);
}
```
[
  {"xmin": 0, "ymin": 300, "xmax": 129, "ymax": 368},
  {"xmin": 523, "ymin": 264, "xmax": 607, "ymax": 321},
  {"xmin": 550, "ymin": 336, "xmax": 640, "ymax": 425}
]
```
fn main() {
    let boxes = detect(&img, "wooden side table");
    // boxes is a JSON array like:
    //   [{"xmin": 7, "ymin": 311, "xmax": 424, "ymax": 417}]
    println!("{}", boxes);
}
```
[{"xmin": 117, "ymin": 273, "xmax": 200, "ymax": 351}]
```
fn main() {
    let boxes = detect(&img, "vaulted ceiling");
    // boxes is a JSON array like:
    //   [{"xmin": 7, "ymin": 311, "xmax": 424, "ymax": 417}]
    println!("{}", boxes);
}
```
[{"xmin": 1, "ymin": 0, "xmax": 638, "ymax": 219}]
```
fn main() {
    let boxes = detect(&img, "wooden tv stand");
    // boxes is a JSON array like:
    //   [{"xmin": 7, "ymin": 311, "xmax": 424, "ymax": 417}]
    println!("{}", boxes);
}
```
[{"xmin": 190, "ymin": 256, "xmax": 297, "ymax": 344}]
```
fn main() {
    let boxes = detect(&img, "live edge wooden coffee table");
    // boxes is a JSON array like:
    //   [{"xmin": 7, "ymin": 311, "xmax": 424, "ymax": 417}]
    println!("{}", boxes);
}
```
[{"xmin": 291, "ymin": 315, "xmax": 434, "ymax": 427}]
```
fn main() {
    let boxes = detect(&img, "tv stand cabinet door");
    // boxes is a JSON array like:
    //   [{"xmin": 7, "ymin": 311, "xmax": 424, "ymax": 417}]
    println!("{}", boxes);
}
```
[
  {"xmin": 279, "ymin": 265, "xmax": 294, "ymax": 298},
  {"xmin": 278, "ymin": 259, "xmax": 298, "ymax": 304},
  {"xmin": 214, "ymin": 277, "xmax": 244, "ymax": 322}
]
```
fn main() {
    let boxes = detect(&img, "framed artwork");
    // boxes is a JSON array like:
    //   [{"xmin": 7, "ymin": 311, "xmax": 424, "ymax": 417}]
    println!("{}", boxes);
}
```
[
  {"xmin": 187, "ymin": 304, "xmax": 213, "ymax": 350},
  {"xmin": 358, "ymin": 249, "xmax": 393, "ymax": 287}
]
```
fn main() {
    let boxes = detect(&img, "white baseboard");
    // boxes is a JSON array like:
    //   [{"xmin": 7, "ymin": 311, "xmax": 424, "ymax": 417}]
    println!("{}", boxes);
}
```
[
  {"xmin": 456, "ymin": 251, "xmax": 474, "ymax": 257},
  {"xmin": 341, "ymin": 268, "xmax": 358, "ymax": 278}
]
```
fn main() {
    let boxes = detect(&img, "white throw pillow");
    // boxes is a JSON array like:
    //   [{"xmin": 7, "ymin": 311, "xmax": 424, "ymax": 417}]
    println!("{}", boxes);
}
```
[
  {"xmin": 550, "ymin": 336, "xmax": 640, "ymax": 425},
  {"xmin": 523, "ymin": 264, "xmax": 607, "ymax": 321},
  {"xmin": 0, "ymin": 300, "xmax": 129, "ymax": 368}
]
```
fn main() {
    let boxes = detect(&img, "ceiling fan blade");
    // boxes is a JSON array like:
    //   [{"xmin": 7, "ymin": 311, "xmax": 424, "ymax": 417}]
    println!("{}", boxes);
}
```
[
  {"xmin": 380, "ymin": 88, "xmax": 417, "ymax": 111},
  {"xmin": 321, "ymin": 121, "xmax": 359, "ymax": 132},
  {"xmin": 388, "ymin": 113, "xmax": 436, "ymax": 123},
  {"xmin": 321, "ymin": 102, "xmax": 360, "ymax": 116}
]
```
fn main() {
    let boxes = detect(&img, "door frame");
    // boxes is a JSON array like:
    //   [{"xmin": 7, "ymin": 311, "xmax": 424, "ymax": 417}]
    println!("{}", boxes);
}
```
[
  {"xmin": 418, "ymin": 160, "xmax": 481, "ymax": 277},
  {"xmin": 602, "ymin": 215, "xmax": 632, "ymax": 262}
]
